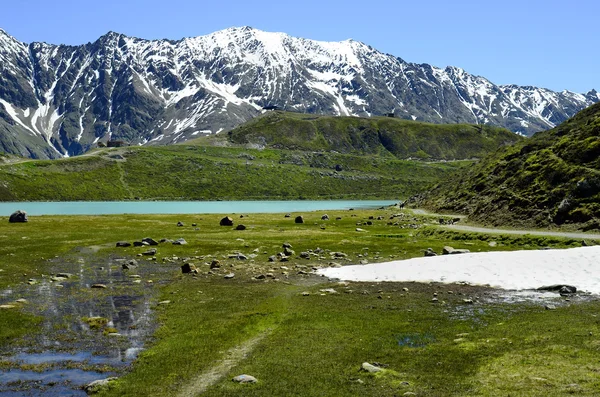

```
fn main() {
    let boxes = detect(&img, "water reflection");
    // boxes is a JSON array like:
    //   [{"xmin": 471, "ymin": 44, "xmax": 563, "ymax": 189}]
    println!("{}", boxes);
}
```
[{"xmin": 0, "ymin": 254, "xmax": 167, "ymax": 395}]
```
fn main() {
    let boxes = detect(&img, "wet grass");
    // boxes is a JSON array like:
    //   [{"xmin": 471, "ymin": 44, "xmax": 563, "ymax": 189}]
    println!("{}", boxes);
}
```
[{"xmin": 1, "ymin": 209, "xmax": 599, "ymax": 396}]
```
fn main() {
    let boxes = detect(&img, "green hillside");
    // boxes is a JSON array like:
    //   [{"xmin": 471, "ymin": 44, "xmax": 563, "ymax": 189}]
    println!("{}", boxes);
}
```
[
  {"xmin": 0, "ymin": 145, "xmax": 466, "ymax": 201},
  {"xmin": 411, "ymin": 102, "xmax": 600, "ymax": 229},
  {"xmin": 220, "ymin": 111, "xmax": 521, "ymax": 160},
  {"xmin": 0, "ymin": 112, "xmax": 522, "ymax": 202}
]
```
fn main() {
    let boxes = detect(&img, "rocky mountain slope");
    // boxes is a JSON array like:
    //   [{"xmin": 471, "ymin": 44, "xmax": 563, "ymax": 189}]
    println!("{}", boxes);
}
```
[
  {"xmin": 0, "ymin": 26, "xmax": 598, "ymax": 159},
  {"xmin": 408, "ymin": 102, "xmax": 600, "ymax": 229}
]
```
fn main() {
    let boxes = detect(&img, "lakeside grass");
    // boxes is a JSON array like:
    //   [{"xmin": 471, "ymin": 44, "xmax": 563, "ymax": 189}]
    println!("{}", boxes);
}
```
[{"xmin": 0, "ymin": 209, "xmax": 598, "ymax": 396}]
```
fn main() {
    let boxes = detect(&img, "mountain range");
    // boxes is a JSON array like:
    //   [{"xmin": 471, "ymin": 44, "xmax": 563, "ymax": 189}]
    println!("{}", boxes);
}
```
[{"xmin": 0, "ymin": 26, "xmax": 598, "ymax": 159}]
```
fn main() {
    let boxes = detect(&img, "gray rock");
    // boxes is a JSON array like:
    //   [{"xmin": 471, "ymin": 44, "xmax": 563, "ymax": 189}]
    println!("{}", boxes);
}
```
[
  {"xmin": 91, "ymin": 284, "xmax": 107, "ymax": 289},
  {"xmin": 9, "ymin": 210, "xmax": 27, "ymax": 223},
  {"xmin": 283, "ymin": 247, "xmax": 295, "ymax": 257},
  {"xmin": 173, "ymin": 238, "xmax": 187, "ymax": 245},
  {"xmin": 116, "ymin": 241, "xmax": 131, "ymax": 247},
  {"xmin": 545, "ymin": 304, "xmax": 557, "ymax": 310},
  {"xmin": 442, "ymin": 246, "xmax": 470, "ymax": 255},
  {"xmin": 300, "ymin": 252, "xmax": 310, "ymax": 259},
  {"xmin": 143, "ymin": 248, "xmax": 157, "ymax": 256},
  {"xmin": 232, "ymin": 374, "xmax": 257, "ymax": 384},
  {"xmin": 83, "ymin": 377, "xmax": 118, "ymax": 394},
  {"xmin": 177, "ymin": 221, "xmax": 184, "ymax": 227},
  {"xmin": 424, "ymin": 248, "xmax": 437, "ymax": 257},
  {"xmin": 321, "ymin": 214, "xmax": 330, "ymax": 221},
  {"xmin": 224, "ymin": 273, "xmax": 235, "ymax": 279},
  {"xmin": 361, "ymin": 362, "xmax": 383, "ymax": 373},
  {"xmin": 537, "ymin": 284, "xmax": 577, "ymax": 294},
  {"xmin": 268, "ymin": 255, "xmax": 277, "ymax": 262},
  {"xmin": 210, "ymin": 260, "xmax": 221, "ymax": 269}
]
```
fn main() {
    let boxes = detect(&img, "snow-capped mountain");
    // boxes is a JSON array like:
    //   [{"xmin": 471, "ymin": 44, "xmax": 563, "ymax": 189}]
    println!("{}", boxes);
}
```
[{"xmin": 0, "ymin": 26, "xmax": 598, "ymax": 158}]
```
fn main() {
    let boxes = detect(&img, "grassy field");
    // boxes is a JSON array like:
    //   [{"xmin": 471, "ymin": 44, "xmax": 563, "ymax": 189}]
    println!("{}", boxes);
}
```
[{"xmin": 1, "ymin": 208, "xmax": 598, "ymax": 396}]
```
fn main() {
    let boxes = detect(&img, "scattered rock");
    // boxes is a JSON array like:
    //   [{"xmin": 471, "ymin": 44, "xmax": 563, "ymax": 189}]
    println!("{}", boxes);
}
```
[
  {"xmin": 177, "ymin": 221, "xmax": 184, "ymax": 227},
  {"xmin": 0, "ymin": 305, "xmax": 16, "ymax": 309},
  {"xmin": 83, "ymin": 377, "xmax": 118, "ymax": 394},
  {"xmin": 283, "ymin": 247, "xmax": 295, "ymax": 257},
  {"xmin": 173, "ymin": 238, "xmax": 187, "ymax": 245},
  {"xmin": 356, "ymin": 228, "xmax": 366, "ymax": 232},
  {"xmin": 133, "ymin": 241, "xmax": 147, "ymax": 247},
  {"xmin": 361, "ymin": 362, "xmax": 383, "ymax": 373},
  {"xmin": 142, "ymin": 237, "xmax": 159, "ymax": 246},
  {"xmin": 321, "ymin": 214, "xmax": 330, "ymax": 221},
  {"xmin": 224, "ymin": 273, "xmax": 235, "ymax": 279},
  {"xmin": 158, "ymin": 300, "xmax": 171, "ymax": 305},
  {"xmin": 295, "ymin": 216, "xmax": 304, "ymax": 224},
  {"xmin": 537, "ymin": 284, "xmax": 577, "ymax": 294},
  {"xmin": 210, "ymin": 260, "xmax": 221, "ymax": 269},
  {"xmin": 488, "ymin": 241, "xmax": 497, "ymax": 247},
  {"xmin": 143, "ymin": 248, "xmax": 157, "ymax": 255},
  {"xmin": 236, "ymin": 224, "xmax": 247, "ymax": 231},
  {"xmin": 15, "ymin": 299, "xmax": 27, "ymax": 304},
  {"xmin": 320, "ymin": 288, "xmax": 338, "ymax": 294},
  {"xmin": 283, "ymin": 242, "xmax": 293, "ymax": 249},
  {"xmin": 462, "ymin": 298, "xmax": 474, "ymax": 304},
  {"xmin": 91, "ymin": 284, "xmax": 107, "ymax": 289},
  {"xmin": 300, "ymin": 252, "xmax": 310, "ymax": 259},
  {"xmin": 9, "ymin": 210, "xmax": 27, "ymax": 223},
  {"xmin": 232, "ymin": 374, "xmax": 258, "ymax": 384},
  {"xmin": 116, "ymin": 241, "xmax": 131, "ymax": 248},
  {"xmin": 442, "ymin": 246, "xmax": 470, "ymax": 255},
  {"xmin": 122, "ymin": 260, "xmax": 138, "ymax": 270},
  {"xmin": 268, "ymin": 255, "xmax": 277, "ymax": 262},
  {"xmin": 284, "ymin": 213, "xmax": 291, "ymax": 218},
  {"xmin": 545, "ymin": 304, "xmax": 557, "ymax": 310},
  {"xmin": 424, "ymin": 248, "xmax": 437, "ymax": 257},
  {"xmin": 302, "ymin": 291, "xmax": 310, "ymax": 296},
  {"xmin": 220, "ymin": 216, "xmax": 234, "ymax": 226},
  {"xmin": 181, "ymin": 263, "xmax": 197, "ymax": 274}
]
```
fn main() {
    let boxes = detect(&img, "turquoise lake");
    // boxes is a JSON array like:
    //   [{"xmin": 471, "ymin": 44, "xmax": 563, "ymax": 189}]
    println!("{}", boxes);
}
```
[{"xmin": 0, "ymin": 200, "xmax": 398, "ymax": 216}]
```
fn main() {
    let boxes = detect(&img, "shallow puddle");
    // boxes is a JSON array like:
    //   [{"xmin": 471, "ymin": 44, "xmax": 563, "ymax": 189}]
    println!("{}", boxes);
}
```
[{"xmin": 0, "ymin": 253, "xmax": 172, "ymax": 395}]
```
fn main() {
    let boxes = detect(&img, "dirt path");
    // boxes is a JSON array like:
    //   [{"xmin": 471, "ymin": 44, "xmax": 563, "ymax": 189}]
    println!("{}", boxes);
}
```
[
  {"xmin": 442, "ymin": 224, "xmax": 600, "ymax": 240},
  {"xmin": 176, "ymin": 329, "xmax": 272, "ymax": 397}
]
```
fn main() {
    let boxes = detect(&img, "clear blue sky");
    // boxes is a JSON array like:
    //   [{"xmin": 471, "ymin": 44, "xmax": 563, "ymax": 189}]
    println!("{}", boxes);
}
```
[{"xmin": 1, "ymin": 0, "xmax": 597, "ymax": 93}]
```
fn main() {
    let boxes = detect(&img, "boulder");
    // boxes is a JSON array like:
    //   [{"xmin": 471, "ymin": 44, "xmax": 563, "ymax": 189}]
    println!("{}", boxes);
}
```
[
  {"xmin": 142, "ymin": 248, "xmax": 157, "ymax": 256},
  {"xmin": 9, "ymin": 210, "xmax": 27, "ymax": 223},
  {"xmin": 424, "ymin": 248, "xmax": 437, "ymax": 257},
  {"xmin": 116, "ymin": 241, "xmax": 131, "ymax": 248},
  {"xmin": 220, "ymin": 216, "xmax": 234, "ymax": 226},
  {"xmin": 295, "ymin": 216, "xmax": 304, "ymax": 224},
  {"xmin": 177, "ymin": 221, "xmax": 184, "ymax": 227},
  {"xmin": 236, "ymin": 224, "xmax": 247, "ymax": 230},
  {"xmin": 321, "ymin": 214, "xmax": 330, "ymax": 221},
  {"xmin": 361, "ymin": 362, "xmax": 383, "ymax": 373},
  {"xmin": 172, "ymin": 238, "xmax": 187, "ymax": 245}
]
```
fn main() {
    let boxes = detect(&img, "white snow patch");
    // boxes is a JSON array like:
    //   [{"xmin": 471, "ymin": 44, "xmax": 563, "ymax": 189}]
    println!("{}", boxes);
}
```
[{"xmin": 318, "ymin": 246, "xmax": 600, "ymax": 294}]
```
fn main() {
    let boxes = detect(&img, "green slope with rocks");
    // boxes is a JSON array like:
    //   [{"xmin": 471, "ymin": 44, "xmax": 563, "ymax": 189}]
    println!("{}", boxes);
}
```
[{"xmin": 409, "ymin": 102, "xmax": 600, "ymax": 230}]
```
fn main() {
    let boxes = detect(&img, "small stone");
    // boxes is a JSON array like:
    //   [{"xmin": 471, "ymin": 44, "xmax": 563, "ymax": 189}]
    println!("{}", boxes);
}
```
[
  {"xmin": 177, "ymin": 222, "xmax": 184, "ymax": 227},
  {"xmin": 91, "ymin": 284, "xmax": 107, "ymax": 289},
  {"xmin": 302, "ymin": 291, "xmax": 310, "ymax": 296},
  {"xmin": 545, "ymin": 304, "xmax": 557, "ymax": 310},
  {"xmin": 142, "ymin": 248, "xmax": 157, "ymax": 256},
  {"xmin": 300, "ymin": 252, "xmax": 310, "ymax": 259},
  {"xmin": 462, "ymin": 298, "xmax": 474, "ymax": 304},
  {"xmin": 210, "ymin": 260, "xmax": 221, "ymax": 269},
  {"xmin": 356, "ymin": 228, "xmax": 366, "ymax": 232},
  {"xmin": 116, "ymin": 241, "xmax": 131, "ymax": 247},
  {"xmin": 224, "ymin": 273, "xmax": 235, "ymax": 279},
  {"xmin": 236, "ymin": 224, "xmax": 247, "ymax": 230},
  {"xmin": 232, "ymin": 374, "xmax": 257, "ymax": 384}
]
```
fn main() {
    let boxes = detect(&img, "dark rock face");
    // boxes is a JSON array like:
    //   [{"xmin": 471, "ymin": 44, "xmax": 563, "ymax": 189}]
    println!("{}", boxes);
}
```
[
  {"xmin": 9, "ymin": 210, "xmax": 27, "ymax": 223},
  {"xmin": 0, "ymin": 27, "xmax": 597, "ymax": 159}
]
